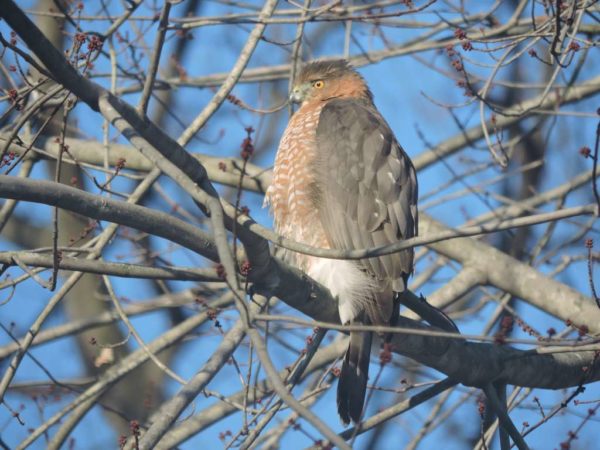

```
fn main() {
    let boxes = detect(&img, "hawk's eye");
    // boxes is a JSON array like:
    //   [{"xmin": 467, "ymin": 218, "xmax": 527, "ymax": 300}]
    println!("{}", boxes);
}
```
[{"xmin": 313, "ymin": 80, "xmax": 324, "ymax": 89}]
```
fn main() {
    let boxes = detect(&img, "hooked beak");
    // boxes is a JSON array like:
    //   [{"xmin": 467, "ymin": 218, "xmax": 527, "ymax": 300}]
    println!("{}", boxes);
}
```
[{"xmin": 289, "ymin": 85, "xmax": 307, "ymax": 104}]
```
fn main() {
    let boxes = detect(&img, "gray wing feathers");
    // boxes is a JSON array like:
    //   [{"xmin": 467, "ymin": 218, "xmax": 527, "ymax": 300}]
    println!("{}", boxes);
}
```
[{"xmin": 314, "ymin": 99, "xmax": 418, "ymax": 288}]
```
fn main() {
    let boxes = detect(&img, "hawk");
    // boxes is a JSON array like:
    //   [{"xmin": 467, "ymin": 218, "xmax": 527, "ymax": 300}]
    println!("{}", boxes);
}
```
[{"xmin": 265, "ymin": 60, "xmax": 418, "ymax": 424}]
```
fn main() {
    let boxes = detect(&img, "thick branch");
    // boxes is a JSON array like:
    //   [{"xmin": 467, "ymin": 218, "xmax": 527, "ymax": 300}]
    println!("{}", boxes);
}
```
[
  {"xmin": 0, "ymin": 134, "xmax": 270, "ymax": 193},
  {"xmin": 0, "ymin": 176, "xmax": 219, "ymax": 262},
  {"xmin": 421, "ymin": 217, "xmax": 600, "ymax": 333},
  {"xmin": 0, "ymin": 251, "xmax": 220, "ymax": 282},
  {"xmin": 2, "ymin": 176, "xmax": 598, "ymax": 391},
  {"xmin": 4, "ymin": 174, "xmax": 596, "ymax": 335}
]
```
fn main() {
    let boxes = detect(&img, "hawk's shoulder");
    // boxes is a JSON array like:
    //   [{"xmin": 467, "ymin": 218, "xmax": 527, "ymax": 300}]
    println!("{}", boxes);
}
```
[{"xmin": 318, "ymin": 98, "xmax": 385, "ymax": 132}]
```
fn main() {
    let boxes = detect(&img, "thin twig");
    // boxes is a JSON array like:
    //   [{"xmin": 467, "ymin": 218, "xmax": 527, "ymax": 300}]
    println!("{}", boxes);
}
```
[{"xmin": 136, "ymin": 2, "xmax": 171, "ymax": 116}]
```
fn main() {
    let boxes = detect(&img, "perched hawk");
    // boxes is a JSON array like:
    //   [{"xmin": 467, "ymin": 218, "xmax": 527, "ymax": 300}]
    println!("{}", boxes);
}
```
[{"xmin": 265, "ymin": 60, "xmax": 418, "ymax": 424}]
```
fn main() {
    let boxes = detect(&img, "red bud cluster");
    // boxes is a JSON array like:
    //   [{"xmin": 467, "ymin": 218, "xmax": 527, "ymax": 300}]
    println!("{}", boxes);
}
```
[
  {"xmin": 241, "ymin": 126, "xmax": 255, "ymax": 160},
  {"xmin": 454, "ymin": 28, "xmax": 467, "ymax": 40}
]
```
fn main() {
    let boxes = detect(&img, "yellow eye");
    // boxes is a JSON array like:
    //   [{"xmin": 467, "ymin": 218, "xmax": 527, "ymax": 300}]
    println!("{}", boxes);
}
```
[{"xmin": 313, "ymin": 80, "xmax": 324, "ymax": 89}]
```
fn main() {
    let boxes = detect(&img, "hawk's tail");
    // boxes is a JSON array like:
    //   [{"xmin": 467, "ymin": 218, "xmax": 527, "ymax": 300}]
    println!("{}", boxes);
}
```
[{"xmin": 337, "ymin": 327, "xmax": 372, "ymax": 425}]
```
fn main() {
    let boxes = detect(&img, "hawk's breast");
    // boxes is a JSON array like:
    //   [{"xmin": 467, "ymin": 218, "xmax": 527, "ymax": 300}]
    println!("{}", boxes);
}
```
[{"xmin": 265, "ymin": 103, "xmax": 329, "ymax": 269}]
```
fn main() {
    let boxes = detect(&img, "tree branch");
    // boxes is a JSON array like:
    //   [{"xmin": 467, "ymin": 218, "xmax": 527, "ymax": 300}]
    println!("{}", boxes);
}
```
[
  {"xmin": 0, "ymin": 175, "xmax": 219, "ymax": 261},
  {"xmin": 2, "ymin": 174, "xmax": 599, "ymax": 391},
  {"xmin": 0, "ymin": 251, "xmax": 220, "ymax": 282}
]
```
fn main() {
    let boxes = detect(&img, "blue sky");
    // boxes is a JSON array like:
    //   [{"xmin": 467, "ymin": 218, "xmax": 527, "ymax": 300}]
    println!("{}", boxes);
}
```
[{"xmin": 1, "ymin": 1, "xmax": 600, "ymax": 449}]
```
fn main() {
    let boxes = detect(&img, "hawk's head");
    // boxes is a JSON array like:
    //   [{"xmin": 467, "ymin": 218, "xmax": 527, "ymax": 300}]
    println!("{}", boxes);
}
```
[{"xmin": 290, "ymin": 59, "xmax": 373, "ymax": 105}]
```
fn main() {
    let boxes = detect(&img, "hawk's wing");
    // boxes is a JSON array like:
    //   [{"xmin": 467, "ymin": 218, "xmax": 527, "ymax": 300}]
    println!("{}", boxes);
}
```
[{"xmin": 314, "ymin": 98, "xmax": 418, "ymax": 295}]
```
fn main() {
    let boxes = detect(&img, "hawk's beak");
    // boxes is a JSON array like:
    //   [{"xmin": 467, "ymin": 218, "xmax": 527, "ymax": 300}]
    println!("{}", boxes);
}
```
[{"xmin": 289, "ymin": 86, "xmax": 306, "ymax": 104}]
